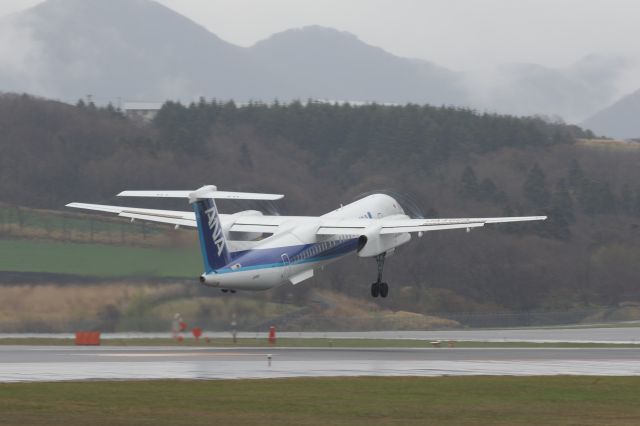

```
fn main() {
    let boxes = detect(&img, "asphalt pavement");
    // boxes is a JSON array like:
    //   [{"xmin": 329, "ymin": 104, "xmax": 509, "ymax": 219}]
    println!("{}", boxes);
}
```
[{"xmin": 2, "ymin": 345, "xmax": 639, "ymax": 382}]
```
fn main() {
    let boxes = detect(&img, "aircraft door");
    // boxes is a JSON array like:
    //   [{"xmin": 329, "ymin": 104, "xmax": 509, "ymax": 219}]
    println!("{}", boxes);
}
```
[{"xmin": 281, "ymin": 253, "xmax": 291, "ymax": 279}]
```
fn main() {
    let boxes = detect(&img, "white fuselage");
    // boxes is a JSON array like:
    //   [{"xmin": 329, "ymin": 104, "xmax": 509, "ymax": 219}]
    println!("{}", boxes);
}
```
[{"xmin": 201, "ymin": 194, "xmax": 411, "ymax": 290}]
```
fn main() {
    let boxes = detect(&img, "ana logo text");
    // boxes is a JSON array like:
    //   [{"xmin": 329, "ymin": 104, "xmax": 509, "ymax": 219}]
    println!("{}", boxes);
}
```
[{"xmin": 205, "ymin": 205, "xmax": 226, "ymax": 256}]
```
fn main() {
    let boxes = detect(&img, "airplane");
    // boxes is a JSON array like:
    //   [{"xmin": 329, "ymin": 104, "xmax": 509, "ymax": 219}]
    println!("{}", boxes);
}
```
[{"xmin": 67, "ymin": 185, "xmax": 546, "ymax": 298}]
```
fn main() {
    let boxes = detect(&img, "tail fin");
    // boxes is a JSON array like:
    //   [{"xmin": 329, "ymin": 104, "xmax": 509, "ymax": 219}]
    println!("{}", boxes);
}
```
[{"xmin": 192, "ymin": 198, "xmax": 231, "ymax": 272}]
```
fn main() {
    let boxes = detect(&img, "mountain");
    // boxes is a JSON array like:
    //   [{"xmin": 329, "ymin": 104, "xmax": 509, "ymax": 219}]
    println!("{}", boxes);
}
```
[
  {"xmin": 0, "ymin": 0, "xmax": 279, "ymax": 101},
  {"xmin": 581, "ymin": 89, "xmax": 640, "ymax": 139},
  {"xmin": 0, "ymin": 0, "xmax": 464, "ymax": 105},
  {"xmin": 251, "ymin": 26, "xmax": 466, "ymax": 105},
  {"xmin": 0, "ymin": 0, "xmax": 634, "ymax": 119}
]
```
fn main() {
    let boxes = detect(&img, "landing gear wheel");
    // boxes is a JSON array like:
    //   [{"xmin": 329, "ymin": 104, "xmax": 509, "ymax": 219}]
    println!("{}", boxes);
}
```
[
  {"xmin": 379, "ymin": 282, "xmax": 389, "ymax": 298},
  {"xmin": 370, "ymin": 253, "xmax": 388, "ymax": 298},
  {"xmin": 221, "ymin": 289, "xmax": 229, "ymax": 293},
  {"xmin": 371, "ymin": 282, "xmax": 380, "ymax": 298}
]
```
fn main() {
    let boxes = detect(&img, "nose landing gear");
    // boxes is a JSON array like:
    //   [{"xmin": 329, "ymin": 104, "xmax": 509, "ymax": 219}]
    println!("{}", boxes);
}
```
[{"xmin": 370, "ymin": 253, "xmax": 389, "ymax": 298}]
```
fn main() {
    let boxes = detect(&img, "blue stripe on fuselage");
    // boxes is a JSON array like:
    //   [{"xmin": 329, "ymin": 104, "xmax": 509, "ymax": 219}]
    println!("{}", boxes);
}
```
[{"xmin": 214, "ymin": 237, "xmax": 360, "ymax": 274}]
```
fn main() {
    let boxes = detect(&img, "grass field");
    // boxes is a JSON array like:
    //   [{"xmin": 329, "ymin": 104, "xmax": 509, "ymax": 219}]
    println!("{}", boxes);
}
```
[
  {"xmin": 1, "ymin": 377, "xmax": 640, "ymax": 425},
  {"xmin": 0, "ymin": 204, "xmax": 180, "ymax": 245},
  {"xmin": 1, "ymin": 337, "xmax": 639, "ymax": 348},
  {"xmin": 0, "ymin": 239, "xmax": 201, "ymax": 277}
]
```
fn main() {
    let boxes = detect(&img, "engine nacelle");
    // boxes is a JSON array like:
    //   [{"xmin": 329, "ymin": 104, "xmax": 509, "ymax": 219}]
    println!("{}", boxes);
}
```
[
  {"xmin": 357, "ymin": 228, "xmax": 411, "ymax": 257},
  {"xmin": 226, "ymin": 210, "xmax": 265, "ymax": 241}
]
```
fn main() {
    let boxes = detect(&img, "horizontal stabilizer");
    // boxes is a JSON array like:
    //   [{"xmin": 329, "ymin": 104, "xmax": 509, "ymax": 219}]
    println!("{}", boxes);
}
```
[{"xmin": 118, "ymin": 185, "xmax": 283, "ymax": 201}]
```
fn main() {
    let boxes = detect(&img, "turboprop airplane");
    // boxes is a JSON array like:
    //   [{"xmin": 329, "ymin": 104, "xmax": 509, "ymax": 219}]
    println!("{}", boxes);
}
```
[{"xmin": 67, "ymin": 185, "xmax": 546, "ymax": 298}]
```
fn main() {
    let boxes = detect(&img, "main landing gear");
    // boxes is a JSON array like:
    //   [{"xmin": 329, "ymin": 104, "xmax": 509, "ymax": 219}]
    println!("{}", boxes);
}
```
[{"xmin": 370, "ymin": 253, "xmax": 389, "ymax": 298}]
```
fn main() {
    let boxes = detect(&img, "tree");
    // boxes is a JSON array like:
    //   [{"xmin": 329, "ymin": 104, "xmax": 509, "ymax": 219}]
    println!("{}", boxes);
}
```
[
  {"xmin": 478, "ymin": 177, "xmax": 507, "ymax": 203},
  {"xmin": 478, "ymin": 178, "xmax": 497, "ymax": 200},
  {"xmin": 578, "ymin": 180, "xmax": 616, "ymax": 215},
  {"xmin": 568, "ymin": 159, "xmax": 585, "ymax": 190},
  {"xmin": 523, "ymin": 164, "xmax": 550, "ymax": 208},
  {"xmin": 460, "ymin": 166, "xmax": 478, "ymax": 197},
  {"xmin": 238, "ymin": 143, "xmax": 254, "ymax": 169},
  {"xmin": 550, "ymin": 179, "xmax": 575, "ymax": 224}
]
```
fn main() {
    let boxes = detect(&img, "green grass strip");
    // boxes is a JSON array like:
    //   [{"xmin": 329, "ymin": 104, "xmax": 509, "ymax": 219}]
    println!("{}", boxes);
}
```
[
  {"xmin": 1, "ymin": 377, "xmax": 640, "ymax": 425},
  {"xmin": 0, "ymin": 239, "xmax": 201, "ymax": 277}
]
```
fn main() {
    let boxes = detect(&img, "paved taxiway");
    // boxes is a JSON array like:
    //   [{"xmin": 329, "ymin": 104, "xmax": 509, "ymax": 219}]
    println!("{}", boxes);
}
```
[{"xmin": 1, "ymin": 346, "xmax": 639, "ymax": 382}]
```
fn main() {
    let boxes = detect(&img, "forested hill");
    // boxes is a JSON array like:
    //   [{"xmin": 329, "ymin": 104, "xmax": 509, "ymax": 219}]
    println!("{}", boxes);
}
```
[
  {"xmin": 1, "ymin": 93, "xmax": 639, "ymax": 313},
  {"xmin": 154, "ymin": 100, "xmax": 586, "ymax": 161},
  {"xmin": 0, "ymin": 94, "xmax": 592, "ymax": 209}
]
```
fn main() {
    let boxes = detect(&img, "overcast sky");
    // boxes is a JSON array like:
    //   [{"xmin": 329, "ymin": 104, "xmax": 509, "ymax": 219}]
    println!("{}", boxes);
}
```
[{"xmin": 1, "ymin": 0, "xmax": 638, "ymax": 70}]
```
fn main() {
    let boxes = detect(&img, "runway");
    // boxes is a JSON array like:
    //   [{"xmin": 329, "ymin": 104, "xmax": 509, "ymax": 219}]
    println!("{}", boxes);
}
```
[{"xmin": 2, "ymin": 345, "xmax": 640, "ymax": 382}]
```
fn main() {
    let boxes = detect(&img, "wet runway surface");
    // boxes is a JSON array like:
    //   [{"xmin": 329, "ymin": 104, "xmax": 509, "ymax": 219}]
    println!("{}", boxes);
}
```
[
  {"xmin": 2, "ymin": 346, "xmax": 640, "ymax": 382},
  {"xmin": 304, "ymin": 328, "xmax": 640, "ymax": 344}
]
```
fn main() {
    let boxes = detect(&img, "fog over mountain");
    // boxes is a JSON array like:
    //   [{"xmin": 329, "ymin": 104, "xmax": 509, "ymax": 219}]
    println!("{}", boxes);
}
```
[
  {"xmin": 0, "ymin": 0, "xmax": 274, "ymax": 101},
  {"xmin": 582, "ymin": 89, "xmax": 640, "ymax": 139},
  {"xmin": 464, "ymin": 54, "xmax": 635, "ymax": 122},
  {"xmin": 0, "ymin": 0, "xmax": 637, "ymax": 124}
]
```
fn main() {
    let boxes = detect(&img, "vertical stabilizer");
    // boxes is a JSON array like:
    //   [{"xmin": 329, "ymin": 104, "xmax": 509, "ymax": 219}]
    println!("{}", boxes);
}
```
[{"xmin": 192, "ymin": 196, "xmax": 231, "ymax": 272}]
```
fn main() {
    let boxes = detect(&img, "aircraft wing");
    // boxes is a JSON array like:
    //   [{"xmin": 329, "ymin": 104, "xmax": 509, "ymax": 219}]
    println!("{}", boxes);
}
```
[
  {"xmin": 67, "ymin": 200, "xmax": 545, "ymax": 236},
  {"xmin": 316, "ymin": 216, "xmax": 547, "ymax": 235},
  {"xmin": 66, "ymin": 202, "xmax": 312, "ymax": 231},
  {"xmin": 66, "ymin": 202, "xmax": 198, "ymax": 227}
]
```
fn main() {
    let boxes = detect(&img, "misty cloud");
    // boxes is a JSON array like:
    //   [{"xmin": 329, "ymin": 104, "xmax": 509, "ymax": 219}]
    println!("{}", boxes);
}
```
[
  {"xmin": 0, "ymin": 0, "xmax": 639, "ymax": 125},
  {"xmin": 463, "ymin": 54, "xmax": 639, "ymax": 121},
  {"xmin": 0, "ymin": 16, "xmax": 52, "ymax": 96}
]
